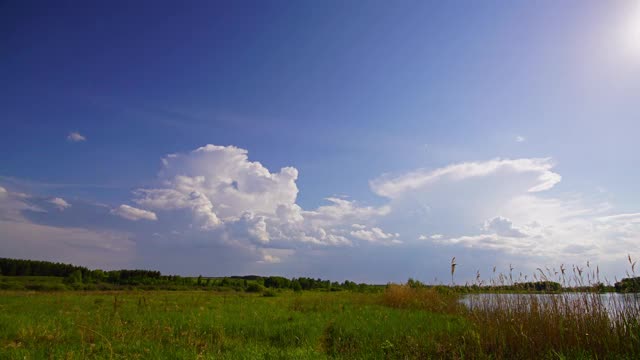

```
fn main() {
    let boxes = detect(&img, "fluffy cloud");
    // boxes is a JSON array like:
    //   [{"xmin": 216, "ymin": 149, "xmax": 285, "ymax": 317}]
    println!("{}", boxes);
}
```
[
  {"xmin": 136, "ymin": 145, "xmax": 297, "ymax": 222},
  {"xmin": 135, "ymin": 187, "xmax": 221, "ymax": 228},
  {"xmin": 48, "ymin": 197, "xmax": 71, "ymax": 210},
  {"xmin": 3, "ymin": 147, "xmax": 640, "ymax": 282},
  {"xmin": 483, "ymin": 216, "xmax": 527, "ymax": 238},
  {"xmin": 368, "ymin": 156, "xmax": 640, "ymax": 277},
  {"xmin": 66, "ymin": 132, "xmax": 86, "ymax": 142},
  {"xmin": 228, "ymin": 212, "xmax": 270, "ymax": 245},
  {"xmin": 259, "ymin": 253, "xmax": 282, "ymax": 264},
  {"xmin": 131, "ymin": 144, "xmax": 395, "ymax": 252},
  {"xmin": 515, "ymin": 135, "xmax": 526, "ymax": 143},
  {"xmin": 111, "ymin": 204, "xmax": 158, "ymax": 221},
  {"xmin": 421, "ymin": 191, "xmax": 640, "ymax": 264}
]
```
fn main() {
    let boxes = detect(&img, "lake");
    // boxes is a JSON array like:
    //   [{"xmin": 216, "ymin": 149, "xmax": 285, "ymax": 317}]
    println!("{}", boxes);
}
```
[{"xmin": 461, "ymin": 292, "xmax": 640, "ymax": 318}]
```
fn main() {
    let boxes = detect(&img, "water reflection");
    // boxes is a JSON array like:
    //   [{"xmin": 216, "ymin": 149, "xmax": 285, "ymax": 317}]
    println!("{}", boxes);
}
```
[{"xmin": 461, "ymin": 292, "xmax": 640, "ymax": 318}]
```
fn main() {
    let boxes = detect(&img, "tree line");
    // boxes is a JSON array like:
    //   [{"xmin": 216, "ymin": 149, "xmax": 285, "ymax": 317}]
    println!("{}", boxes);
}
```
[{"xmin": 0, "ymin": 257, "xmax": 380, "ymax": 292}]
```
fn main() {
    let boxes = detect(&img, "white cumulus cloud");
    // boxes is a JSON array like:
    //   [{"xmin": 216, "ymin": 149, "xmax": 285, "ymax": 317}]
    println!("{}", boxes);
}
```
[
  {"xmin": 369, "ymin": 156, "xmax": 640, "ymax": 273},
  {"xmin": 483, "ymin": 216, "xmax": 527, "ymax": 238},
  {"xmin": 131, "ymin": 144, "xmax": 396, "ymax": 249}
]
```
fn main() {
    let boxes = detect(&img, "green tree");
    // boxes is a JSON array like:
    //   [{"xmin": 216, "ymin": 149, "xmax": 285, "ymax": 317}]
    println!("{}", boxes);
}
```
[
  {"xmin": 291, "ymin": 280, "xmax": 302, "ymax": 292},
  {"xmin": 63, "ymin": 270, "xmax": 83, "ymax": 285}
]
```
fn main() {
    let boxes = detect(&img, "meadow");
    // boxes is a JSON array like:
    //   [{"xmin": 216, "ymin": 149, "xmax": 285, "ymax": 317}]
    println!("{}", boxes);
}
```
[
  {"xmin": 0, "ymin": 289, "xmax": 470, "ymax": 359},
  {"xmin": 2, "ymin": 257, "xmax": 640, "ymax": 359},
  {"xmin": 1, "ymin": 284, "xmax": 639, "ymax": 359}
]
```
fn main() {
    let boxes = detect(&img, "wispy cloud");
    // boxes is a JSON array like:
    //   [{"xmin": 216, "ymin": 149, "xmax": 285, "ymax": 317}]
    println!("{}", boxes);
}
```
[
  {"xmin": 111, "ymin": 204, "xmax": 157, "ymax": 221},
  {"xmin": 67, "ymin": 131, "xmax": 86, "ymax": 142},
  {"xmin": 0, "ymin": 188, "xmax": 135, "ymax": 269},
  {"xmin": 370, "ymin": 158, "xmax": 561, "ymax": 199},
  {"xmin": 0, "ymin": 176, "xmax": 124, "ymax": 191}
]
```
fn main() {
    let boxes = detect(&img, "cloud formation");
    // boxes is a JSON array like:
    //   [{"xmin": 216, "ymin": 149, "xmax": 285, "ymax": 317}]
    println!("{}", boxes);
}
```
[
  {"xmin": 111, "ymin": 204, "xmax": 158, "ymax": 221},
  {"xmin": 129, "ymin": 150, "xmax": 637, "ymax": 272},
  {"xmin": 483, "ymin": 216, "xmax": 527, "ymax": 238},
  {"xmin": 370, "ymin": 158, "xmax": 561, "ymax": 198},
  {"xmin": 2, "ymin": 146, "xmax": 638, "ymax": 282},
  {"xmin": 366, "ymin": 156, "xmax": 640, "ymax": 279},
  {"xmin": 48, "ymin": 197, "xmax": 71, "ymax": 210},
  {"xmin": 419, "ymin": 234, "xmax": 443, "ymax": 240},
  {"xmin": 66, "ymin": 132, "xmax": 86, "ymax": 142},
  {"xmin": 0, "ymin": 187, "xmax": 134, "ymax": 269},
  {"xmin": 131, "ymin": 145, "xmax": 394, "ymax": 254},
  {"xmin": 350, "ymin": 224, "xmax": 401, "ymax": 244}
]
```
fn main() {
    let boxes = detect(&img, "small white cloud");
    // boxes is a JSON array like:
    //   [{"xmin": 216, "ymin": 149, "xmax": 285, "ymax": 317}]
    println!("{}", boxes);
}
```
[
  {"xmin": 0, "ymin": 186, "xmax": 6, "ymax": 197},
  {"xmin": 259, "ymin": 254, "xmax": 281, "ymax": 264},
  {"xmin": 418, "ymin": 234, "xmax": 443, "ymax": 240},
  {"xmin": 350, "ymin": 226, "xmax": 401, "ymax": 245},
  {"xmin": 49, "ymin": 197, "xmax": 71, "ymax": 210},
  {"xmin": 111, "ymin": 204, "xmax": 157, "ymax": 221},
  {"xmin": 515, "ymin": 135, "xmax": 526, "ymax": 143},
  {"xmin": 67, "ymin": 132, "xmax": 86, "ymax": 142}
]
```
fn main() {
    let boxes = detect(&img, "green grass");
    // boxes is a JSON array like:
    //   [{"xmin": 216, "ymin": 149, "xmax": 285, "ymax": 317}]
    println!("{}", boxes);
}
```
[
  {"xmin": 1, "ymin": 283, "xmax": 639, "ymax": 359},
  {"xmin": 0, "ymin": 290, "xmax": 472, "ymax": 359}
]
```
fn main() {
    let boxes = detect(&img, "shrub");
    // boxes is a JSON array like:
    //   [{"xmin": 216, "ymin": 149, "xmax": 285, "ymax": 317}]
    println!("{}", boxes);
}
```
[{"xmin": 245, "ymin": 283, "xmax": 264, "ymax": 293}]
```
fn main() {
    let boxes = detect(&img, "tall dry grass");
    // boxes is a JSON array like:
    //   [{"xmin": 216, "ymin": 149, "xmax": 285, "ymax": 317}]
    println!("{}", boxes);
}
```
[
  {"xmin": 466, "ymin": 292, "xmax": 640, "ymax": 358},
  {"xmin": 382, "ymin": 283, "xmax": 462, "ymax": 314},
  {"xmin": 382, "ymin": 257, "xmax": 640, "ymax": 359}
]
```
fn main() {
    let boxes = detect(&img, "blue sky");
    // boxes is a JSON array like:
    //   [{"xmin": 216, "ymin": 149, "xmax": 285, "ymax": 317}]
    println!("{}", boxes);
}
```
[{"xmin": 1, "ymin": 1, "xmax": 639, "ymax": 283}]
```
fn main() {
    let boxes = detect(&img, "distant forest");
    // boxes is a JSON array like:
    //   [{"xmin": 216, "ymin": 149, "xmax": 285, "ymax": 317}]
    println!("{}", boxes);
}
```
[
  {"xmin": 0, "ymin": 257, "xmax": 378, "ymax": 292},
  {"xmin": 2, "ymin": 257, "xmax": 638, "ymax": 293}
]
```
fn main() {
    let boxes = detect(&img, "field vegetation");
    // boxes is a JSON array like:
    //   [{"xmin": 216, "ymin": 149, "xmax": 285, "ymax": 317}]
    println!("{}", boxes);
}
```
[{"xmin": 1, "ymin": 257, "xmax": 640, "ymax": 359}]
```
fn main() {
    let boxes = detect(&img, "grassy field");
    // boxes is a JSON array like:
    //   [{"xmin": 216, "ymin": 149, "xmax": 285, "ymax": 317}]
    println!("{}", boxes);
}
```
[
  {"xmin": 0, "ymin": 290, "xmax": 472, "ymax": 359},
  {"xmin": 1, "ymin": 285, "xmax": 639, "ymax": 359}
]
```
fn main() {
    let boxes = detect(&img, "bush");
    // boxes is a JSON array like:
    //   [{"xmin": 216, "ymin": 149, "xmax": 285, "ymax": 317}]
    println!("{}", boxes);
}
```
[{"xmin": 245, "ymin": 283, "xmax": 264, "ymax": 293}]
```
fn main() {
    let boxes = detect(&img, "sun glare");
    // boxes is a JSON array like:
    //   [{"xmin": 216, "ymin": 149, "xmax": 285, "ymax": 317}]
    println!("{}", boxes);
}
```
[{"xmin": 620, "ymin": 1, "xmax": 640, "ymax": 58}]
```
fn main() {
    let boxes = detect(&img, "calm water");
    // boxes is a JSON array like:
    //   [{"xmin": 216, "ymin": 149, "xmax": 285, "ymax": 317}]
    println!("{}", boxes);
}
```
[{"xmin": 461, "ymin": 293, "xmax": 640, "ymax": 317}]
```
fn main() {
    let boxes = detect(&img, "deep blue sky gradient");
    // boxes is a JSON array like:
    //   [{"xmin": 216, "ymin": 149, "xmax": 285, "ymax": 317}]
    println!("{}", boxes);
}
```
[{"xmin": 2, "ymin": 1, "xmax": 639, "ymax": 279}]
